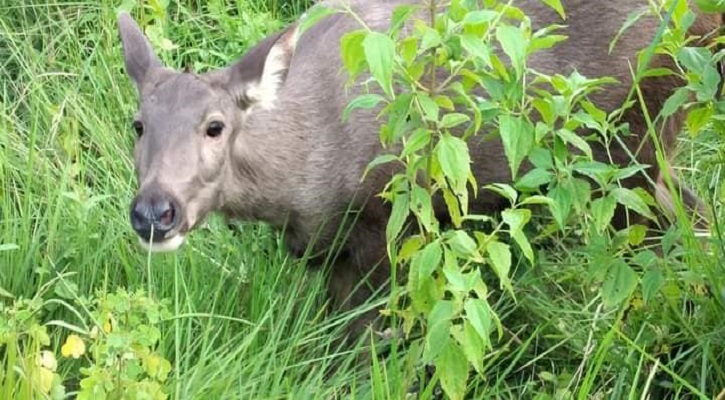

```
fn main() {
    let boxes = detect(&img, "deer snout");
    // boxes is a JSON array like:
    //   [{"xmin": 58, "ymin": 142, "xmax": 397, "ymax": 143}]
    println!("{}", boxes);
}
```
[{"xmin": 130, "ymin": 192, "xmax": 180, "ymax": 242}]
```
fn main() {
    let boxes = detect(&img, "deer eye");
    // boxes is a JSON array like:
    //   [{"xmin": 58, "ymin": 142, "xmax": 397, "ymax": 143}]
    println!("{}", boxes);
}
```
[
  {"xmin": 132, "ymin": 120, "xmax": 144, "ymax": 137},
  {"xmin": 206, "ymin": 120, "xmax": 225, "ymax": 138}
]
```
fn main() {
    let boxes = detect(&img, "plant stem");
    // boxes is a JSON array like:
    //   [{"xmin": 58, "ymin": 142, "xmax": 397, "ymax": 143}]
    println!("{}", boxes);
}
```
[{"xmin": 424, "ymin": 0, "xmax": 438, "ymax": 198}]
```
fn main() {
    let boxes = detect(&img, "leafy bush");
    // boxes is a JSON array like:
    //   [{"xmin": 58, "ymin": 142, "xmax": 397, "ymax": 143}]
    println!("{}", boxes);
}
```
[
  {"xmin": 1, "ymin": 278, "xmax": 172, "ymax": 400},
  {"xmin": 337, "ymin": 0, "xmax": 724, "ymax": 398}
]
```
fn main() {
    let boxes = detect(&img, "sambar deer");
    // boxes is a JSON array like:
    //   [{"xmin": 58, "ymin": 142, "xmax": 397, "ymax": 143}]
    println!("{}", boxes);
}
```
[{"xmin": 118, "ymin": 0, "xmax": 717, "ymax": 336}]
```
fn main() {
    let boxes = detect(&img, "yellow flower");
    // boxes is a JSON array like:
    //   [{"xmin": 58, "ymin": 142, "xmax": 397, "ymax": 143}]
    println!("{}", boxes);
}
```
[{"xmin": 61, "ymin": 334, "xmax": 86, "ymax": 359}]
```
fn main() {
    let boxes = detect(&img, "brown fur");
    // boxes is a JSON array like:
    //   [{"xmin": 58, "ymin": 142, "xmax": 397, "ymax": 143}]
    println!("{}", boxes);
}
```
[{"xmin": 118, "ymin": 1, "xmax": 719, "ymax": 337}]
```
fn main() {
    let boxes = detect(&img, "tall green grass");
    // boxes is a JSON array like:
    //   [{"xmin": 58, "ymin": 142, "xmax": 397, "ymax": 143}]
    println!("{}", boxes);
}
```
[
  {"xmin": 0, "ymin": 1, "xmax": 378, "ymax": 398},
  {"xmin": 1, "ymin": 1, "xmax": 724, "ymax": 399}
]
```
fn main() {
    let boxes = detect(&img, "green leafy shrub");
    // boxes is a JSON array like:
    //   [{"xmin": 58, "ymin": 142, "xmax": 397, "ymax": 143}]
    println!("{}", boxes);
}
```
[
  {"xmin": 336, "ymin": 0, "xmax": 724, "ymax": 397},
  {"xmin": 1, "ymin": 283, "xmax": 172, "ymax": 400}
]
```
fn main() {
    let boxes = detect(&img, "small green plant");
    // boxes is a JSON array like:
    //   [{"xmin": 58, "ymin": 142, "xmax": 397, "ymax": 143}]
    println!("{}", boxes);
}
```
[
  {"xmin": 0, "ymin": 289, "xmax": 65, "ymax": 400},
  {"xmin": 1, "ymin": 283, "xmax": 172, "ymax": 400},
  {"xmin": 63, "ymin": 289, "xmax": 173, "ymax": 400}
]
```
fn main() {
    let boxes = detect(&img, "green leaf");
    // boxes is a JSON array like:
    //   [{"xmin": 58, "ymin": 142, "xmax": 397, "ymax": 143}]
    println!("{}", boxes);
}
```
[
  {"xmin": 462, "ymin": 10, "xmax": 498, "ymax": 25},
  {"xmin": 389, "ymin": 4, "xmax": 419, "ymax": 36},
  {"xmin": 410, "ymin": 185, "xmax": 436, "ymax": 232},
  {"xmin": 501, "ymin": 209, "xmax": 530, "ymax": 233},
  {"xmin": 610, "ymin": 9, "xmax": 647, "ymax": 53},
  {"xmin": 496, "ymin": 24, "xmax": 528, "ymax": 77},
  {"xmin": 484, "ymin": 183, "xmax": 518, "ymax": 204},
  {"xmin": 548, "ymin": 184, "xmax": 572, "ymax": 228},
  {"xmin": 519, "ymin": 195, "xmax": 554, "ymax": 207},
  {"xmin": 540, "ymin": 0, "xmax": 566, "ymax": 18},
  {"xmin": 686, "ymin": 104, "xmax": 713, "ymax": 136},
  {"xmin": 628, "ymin": 224, "xmax": 648, "ymax": 246},
  {"xmin": 443, "ymin": 187, "xmax": 463, "ymax": 227},
  {"xmin": 425, "ymin": 300, "xmax": 455, "ymax": 362},
  {"xmin": 532, "ymin": 98, "xmax": 556, "ymax": 125},
  {"xmin": 515, "ymin": 168, "xmax": 553, "ymax": 191},
  {"xmin": 660, "ymin": 87, "xmax": 689, "ymax": 118},
  {"xmin": 556, "ymin": 128, "xmax": 592, "ymax": 159},
  {"xmin": 451, "ymin": 321, "xmax": 485, "ymax": 373},
  {"xmin": 364, "ymin": 154, "xmax": 398, "ymax": 172},
  {"xmin": 464, "ymin": 298, "xmax": 492, "ymax": 341},
  {"xmin": 529, "ymin": 148, "xmax": 553, "ymax": 169},
  {"xmin": 440, "ymin": 113, "xmax": 470, "ymax": 129},
  {"xmin": 298, "ymin": 5, "xmax": 339, "ymax": 34},
  {"xmin": 571, "ymin": 178, "xmax": 592, "ymax": 214},
  {"xmin": 419, "ymin": 25, "xmax": 442, "ymax": 52},
  {"xmin": 677, "ymin": 46, "xmax": 712, "ymax": 74},
  {"xmin": 54, "ymin": 281, "xmax": 79, "ymax": 300},
  {"xmin": 602, "ymin": 260, "xmax": 638, "ymax": 308},
  {"xmin": 573, "ymin": 161, "xmax": 612, "ymax": 186},
  {"xmin": 699, "ymin": 64, "xmax": 721, "ymax": 101},
  {"xmin": 435, "ymin": 95, "xmax": 455, "ymax": 110},
  {"xmin": 695, "ymin": 0, "xmax": 725, "ymax": 13},
  {"xmin": 400, "ymin": 128, "xmax": 431, "ymax": 158},
  {"xmin": 340, "ymin": 30, "xmax": 367, "ymax": 80},
  {"xmin": 590, "ymin": 195, "xmax": 617, "ymax": 234},
  {"xmin": 460, "ymin": 34, "xmax": 492, "ymax": 67},
  {"xmin": 612, "ymin": 164, "xmax": 649, "ymax": 181},
  {"xmin": 342, "ymin": 94, "xmax": 385, "ymax": 121},
  {"xmin": 398, "ymin": 235, "xmax": 424, "ymax": 261},
  {"xmin": 446, "ymin": 230, "xmax": 479, "ymax": 259},
  {"xmin": 498, "ymin": 114, "xmax": 534, "ymax": 178},
  {"xmin": 385, "ymin": 109, "xmax": 411, "ymax": 144},
  {"xmin": 414, "ymin": 241, "xmax": 443, "ymax": 285},
  {"xmin": 641, "ymin": 269, "xmax": 664, "ymax": 304},
  {"xmin": 632, "ymin": 250, "xmax": 659, "ymax": 268},
  {"xmin": 442, "ymin": 249, "xmax": 467, "ymax": 292},
  {"xmin": 386, "ymin": 188, "xmax": 409, "ymax": 242},
  {"xmin": 486, "ymin": 240, "xmax": 513, "ymax": 294},
  {"xmin": 529, "ymin": 33, "xmax": 568, "ymax": 53},
  {"xmin": 417, "ymin": 93, "xmax": 440, "ymax": 121},
  {"xmin": 502, "ymin": 209, "xmax": 534, "ymax": 263},
  {"xmin": 611, "ymin": 187, "xmax": 655, "ymax": 220},
  {"xmin": 640, "ymin": 67, "xmax": 675, "ymax": 78},
  {"xmin": 362, "ymin": 32, "xmax": 396, "ymax": 97},
  {"xmin": 399, "ymin": 36, "xmax": 418, "ymax": 65},
  {"xmin": 437, "ymin": 133, "xmax": 471, "ymax": 190},
  {"xmin": 437, "ymin": 341, "xmax": 469, "ymax": 400}
]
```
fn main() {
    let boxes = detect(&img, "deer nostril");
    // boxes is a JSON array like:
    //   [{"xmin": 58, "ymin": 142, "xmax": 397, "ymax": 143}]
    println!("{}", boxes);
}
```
[
  {"xmin": 157, "ymin": 206, "xmax": 175, "ymax": 228},
  {"xmin": 150, "ymin": 200, "xmax": 178, "ymax": 237},
  {"xmin": 131, "ymin": 201, "xmax": 151, "ymax": 231}
]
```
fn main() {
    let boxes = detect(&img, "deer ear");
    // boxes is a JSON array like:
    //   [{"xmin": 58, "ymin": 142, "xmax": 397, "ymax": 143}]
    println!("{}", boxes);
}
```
[
  {"xmin": 118, "ymin": 12, "xmax": 163, "ymax": 91},
  {"xmin": 207, "ymin": 24, "xmax": 299, "ymax": 110}
]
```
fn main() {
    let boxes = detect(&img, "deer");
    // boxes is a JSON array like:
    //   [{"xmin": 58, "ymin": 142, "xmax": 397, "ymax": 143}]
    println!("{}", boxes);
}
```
[{"xmin": 118, "ymin": 0, "xmax": 718, "ymax": 338}]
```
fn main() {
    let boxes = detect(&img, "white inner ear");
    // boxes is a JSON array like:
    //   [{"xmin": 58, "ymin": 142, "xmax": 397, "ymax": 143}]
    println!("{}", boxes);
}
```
[{"xmin": 246, "ymin": 27, "xmax": 299, "ymax": 110}]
